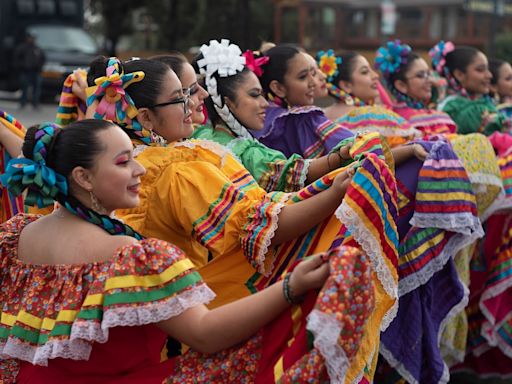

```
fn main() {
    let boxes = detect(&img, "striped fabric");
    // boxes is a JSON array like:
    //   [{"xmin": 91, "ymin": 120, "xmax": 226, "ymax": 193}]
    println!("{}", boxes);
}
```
[
  {"xmin": 393, "ymin": 104, "xmax": 457, "ymax": 136},
  {"xmin": 303, "ymin": 118, "xmax": 341, "ymax": 159},
  {"xmin": 0, "ymin": 223, "xmax": 214, "ymax": 367},
  {"xmin": 55, "ymin": 71, "xmax": 87, "ymax": 126},
  {"xmin": 397, "ymin": 139, "xmax": 482, "ymax": 295},
  {"xmin": 335, "ymin": 105, "xmax": 421, "ymax": 148},
  {"xmin": 0, "ymin": 110, "xmax": 25, "ymax": 221}
]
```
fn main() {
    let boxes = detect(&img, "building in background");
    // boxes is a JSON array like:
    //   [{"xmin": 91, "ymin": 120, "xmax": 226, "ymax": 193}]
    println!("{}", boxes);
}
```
[{"xmin": 273, "ymin": 0, "xmax": 512, "ymax": 53}]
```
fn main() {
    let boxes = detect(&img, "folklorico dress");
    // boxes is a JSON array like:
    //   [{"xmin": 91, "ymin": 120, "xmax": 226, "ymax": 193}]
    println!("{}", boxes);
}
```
[
  {"xmin": 438, "ymin": 95, "xmax": 505, "ymax": 136},
  {"xmin": 259, "ymin": 103, "xmax": 483, "ymax": 384},
  {"xmin": 392, "ymin": 102, "xmax": 504, "ymax": 371},
  {"xmin": 254, "ymin": 103, "xmax": 353, "ymax": 159},
  {"xmin": 392, "ymin": 102, "xmax": 456, "ymax": 137},
  {"xmin": 438, "ymin": 95, "xmax": 512, "ymax": 378},
  {"xmin": 0, "ymin": 214, "xmax": 382, "ymax": 384},
  {"xmin": 333, "ymin": 105, "xmax": 421, "ymax": 148},
  {"xmin": 115, "ymin": 136, "xmax": 402, "ymax": 383},
  {"xmin": 191, "ymin": 123, "xmax": 313, "ymax": 192}
]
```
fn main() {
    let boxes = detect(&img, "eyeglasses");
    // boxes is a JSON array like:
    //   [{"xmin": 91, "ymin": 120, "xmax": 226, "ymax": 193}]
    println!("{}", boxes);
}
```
[
  {"xmin": 407, "ymin": 71, "xmax": 434, "ymax": 80},
  {"xmin": 148, "ymin": 93, "xmax": 190, "ymax": 113},
  {"xmin": 182, "ymin": 84, "xmax": 199, "ymax": 96}
]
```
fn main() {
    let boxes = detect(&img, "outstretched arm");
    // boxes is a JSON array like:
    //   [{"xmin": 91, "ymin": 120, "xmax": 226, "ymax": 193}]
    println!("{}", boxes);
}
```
[
  {"xmin": 271, "ymin": 165, "xmax": 355, "ymax": 246},
  {"xmin": 0, "ymin": 121, "xmax": 23, "ymax": 158},
  {"xmin": 158, "ymin": 253, "xmax": 329, "ymax": 354},
  {"xmin": 306, "ymin": 143, "xmax": 352, "ymax": 184},
  {"xmin": 390, "ymin": 143, "xmax": 427, "ymax": 166}
]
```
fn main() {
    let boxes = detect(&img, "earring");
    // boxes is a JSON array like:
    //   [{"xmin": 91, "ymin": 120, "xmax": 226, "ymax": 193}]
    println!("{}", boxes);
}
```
[
  {"xmin": 150, "ymin": 130, "xmax": 166, "ymax": 146},
  {"xmin": 344, "ymin": 94, "xmax": 354, "ymax": 106},
  {"xmin": 90, "ymin": 191, "xmax": 107, "ymax": 215}
]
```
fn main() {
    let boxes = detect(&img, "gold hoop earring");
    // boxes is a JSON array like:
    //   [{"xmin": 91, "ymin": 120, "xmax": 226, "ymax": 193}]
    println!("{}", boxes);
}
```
[{"xmin": 90, "ymin": 191, "xmax": 107, "ymax": 215}]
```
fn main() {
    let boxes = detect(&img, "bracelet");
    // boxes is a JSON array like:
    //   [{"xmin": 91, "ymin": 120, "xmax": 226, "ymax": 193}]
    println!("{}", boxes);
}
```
[{"xmin": 283, "ymin": 273, "xmax": 305, "ymax": 304}]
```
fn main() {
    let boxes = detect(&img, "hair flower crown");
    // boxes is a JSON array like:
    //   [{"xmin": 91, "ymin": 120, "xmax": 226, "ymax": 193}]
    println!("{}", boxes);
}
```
[
  {"xmin": 429, "ymin": 40, "xmax": 454, "ymax": 77},
  {"xmin": 197, "ymin": 39, "xmax": 254, "ymax": 139},
  {"xmin": 316, "ymin": 49, "xmax": 342, "ymax": 83},
  {"xmin": 242, "ymin": 50, "xmax": 269, "ymax": 77},
  {"xmin": 375, "ymin": 40, "xmax": 411, "ymax": 78}
]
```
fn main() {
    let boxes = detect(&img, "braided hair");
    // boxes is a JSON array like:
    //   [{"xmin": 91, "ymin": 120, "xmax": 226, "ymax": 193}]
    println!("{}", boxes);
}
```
[
  {"xmin": 1, "ymin": 120, "xmax": 144, "ymax": 239},
  {"xmin": 194, "ymin": 39, "xmax": 254, "ymax": 139}
]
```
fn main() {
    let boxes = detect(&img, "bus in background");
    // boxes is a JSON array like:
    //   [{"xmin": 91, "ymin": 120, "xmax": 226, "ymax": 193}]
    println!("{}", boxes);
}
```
[{"xmin": 0, "ymin": 0, "xmax": 99, "ymax": 97}]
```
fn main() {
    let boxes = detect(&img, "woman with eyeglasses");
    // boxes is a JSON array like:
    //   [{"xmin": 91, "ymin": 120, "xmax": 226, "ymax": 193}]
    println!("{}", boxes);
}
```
[
  {"xmin": 152, "ymin": 49, "xmax": 353, "ymax": 194},
  {"xmin": 374, "ymin": 41, "xmax": 456, "ymax": 138}
]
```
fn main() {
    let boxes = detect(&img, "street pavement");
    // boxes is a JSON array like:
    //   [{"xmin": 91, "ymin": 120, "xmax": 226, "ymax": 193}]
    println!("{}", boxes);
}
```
[{"xmin": 0, "ymin": 91, "xmax": 58, "ymax": 127}]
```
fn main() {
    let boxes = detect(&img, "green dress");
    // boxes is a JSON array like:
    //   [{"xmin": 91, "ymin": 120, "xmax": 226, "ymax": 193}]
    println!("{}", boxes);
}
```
[
  {"xmin": 192, "ymin": 124, "xmax": 314, "ymax": 192},
  {"xmin": 438, "ymin": 95, "xmax": 505, "ymax": 136}
]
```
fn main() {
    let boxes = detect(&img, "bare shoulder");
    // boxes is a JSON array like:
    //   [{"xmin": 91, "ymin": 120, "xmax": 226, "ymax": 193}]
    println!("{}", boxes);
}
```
[
  {"xmin": 18, "ymin": 216, "xmax": 141, "ymax": 265},
  {"xmin": 107, "ymin": 235, "xmax": 139, "ymax": 251}
]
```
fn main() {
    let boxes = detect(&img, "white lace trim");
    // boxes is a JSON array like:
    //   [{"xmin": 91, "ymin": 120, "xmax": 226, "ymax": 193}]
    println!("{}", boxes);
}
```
[
  {"xmin": 0, "ymin": 284, "xmax": 215, "ymax": 366},
  {"xmin": 224, "ymin": 137, "xmax": 248, "ymax": 162},
  {"xmin": 0, "ymin": 338, "xmax": 93, "ymax": 368},
  {"xmin": 133, "ymin": 144, "xmax": 149, "ymax": 157},
  {"xmin": 335, "ymin": 202, "xmax": 397, "ymax": 299},
  {"xmin": 335, "ymin": 202, "xmax": 398, "ymax": 330},
  {"xmin": 349, "ymin": 346, "xmax": 376, "ymax": 384},
  {"xmin": 252, "ymin": 197, "xmax": 289, "ymax": 276},
  {"xmin": 307, "ymin": 310, "xmax": 349, "ymax": 384},
  {"xmin": 469, "ymin": 172, "xmax": 504, "ymax": 189},
  {"xmin": 349, "ymin": 126, "xmax": 422, "ymax": 138},
  {"xmin": 482, "ymin": 192, "xmax": 512, "ymax": 222},
  {"xmin": 409, "ymin": 213, "xmax": 483, "ymax": 235},
  {"xmin": 263, "ymin": 106, "xmax": 324, "ymax": 140},
  {"xmin": 379, "ymin": 343, "xmax": 419, "ymax": 384},
  {"xmin": 299, "ymin": 160, "xmax": 312, "ymax": 190},
  {"xmin": 437, "ymin": 282, "xmax": 470, "ymax": 372},
  {"xmin": 398, "ymin": 228, "xmax": 482, "ymax": 296}
]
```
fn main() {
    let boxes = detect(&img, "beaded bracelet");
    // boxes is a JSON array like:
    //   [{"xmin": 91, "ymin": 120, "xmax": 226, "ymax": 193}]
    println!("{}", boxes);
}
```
[{"xmin": 283, "ymin": 273, "xmax": 305, "ymax": 304}]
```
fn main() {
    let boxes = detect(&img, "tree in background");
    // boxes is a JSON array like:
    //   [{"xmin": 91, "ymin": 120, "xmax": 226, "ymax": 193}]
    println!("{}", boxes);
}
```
[
  {"xmin": 495, "ymin": 32, "xmax": 512, "ymax": 63},
  {"xmin": 87, "ymin": 0, "xmax": 274, "ymax": 55},
  {"xmin": 88, "ymin": 0, "xmax": 143, "ymax": 55}
]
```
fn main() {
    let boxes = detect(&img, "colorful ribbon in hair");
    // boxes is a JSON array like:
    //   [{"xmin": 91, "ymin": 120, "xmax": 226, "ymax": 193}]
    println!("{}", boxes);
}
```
[
  {"xmin": 375, "ymin": 40, "xmax": 411, "ymax": 78},
  {"xmin": 0, "ymin": 123, "xmax": 68, "ymax": 208},
  {"xmin": 86, "ymin": 57, "xmax": 152, "ymax": 145},
  {"xmin": 242, "ymin": 50, "xmax": 269, "ymax": 77},
  {"xmin": 316, "ymin": 50, "xmax": 367, "ymax": 107},
  {"xmin": 375, "ymin": 40, "xmax": 429, "ymax": 109},
  {"xmin": 429, "ymin": 40, "xmax": 467, "ymax": 96}
]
